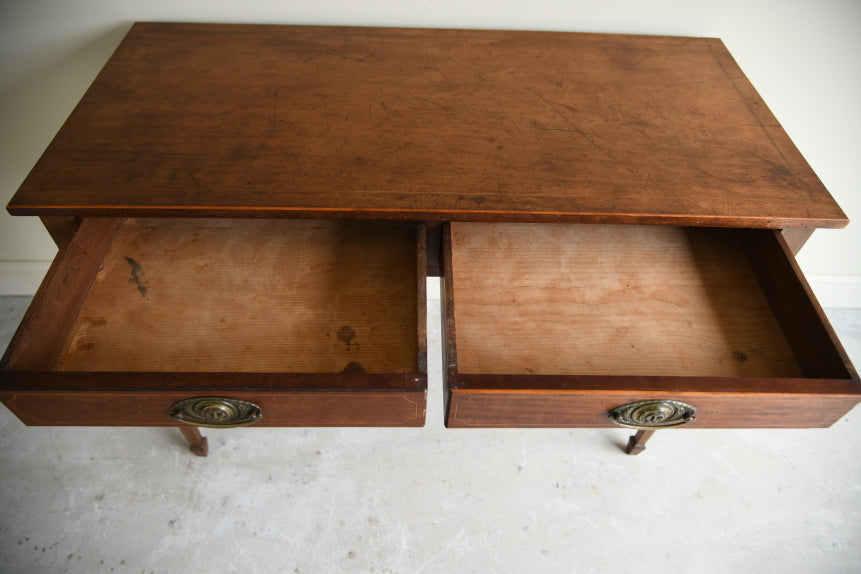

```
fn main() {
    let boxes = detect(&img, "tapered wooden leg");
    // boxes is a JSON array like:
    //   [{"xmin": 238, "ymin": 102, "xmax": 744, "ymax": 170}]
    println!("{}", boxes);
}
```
[
  {"xmin": 626, "ymin": 430, "xmax": 655, "ymax": 455},
  {"xmin": 179, "ymin": 426, "xmax": 209, "ymax": 457}
]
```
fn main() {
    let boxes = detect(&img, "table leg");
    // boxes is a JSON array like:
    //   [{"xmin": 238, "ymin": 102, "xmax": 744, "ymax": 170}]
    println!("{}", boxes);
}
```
[
  {"xmin": 178, "ymin": 426, "xmax": 209, "ymax": 457},
  {"xmin": 625, "ymin": 429, "xmax": 655, "ymax": 455}
]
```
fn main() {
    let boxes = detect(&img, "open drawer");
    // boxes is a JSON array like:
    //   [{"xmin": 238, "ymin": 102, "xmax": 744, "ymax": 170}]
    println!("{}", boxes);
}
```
[
  {"xmin": 0, "ymin": 218, "xmax": 427, "ymax": 427},
  {"xmin": 442, "ymin": 222, "xmax": 860, "ymax": 429}
]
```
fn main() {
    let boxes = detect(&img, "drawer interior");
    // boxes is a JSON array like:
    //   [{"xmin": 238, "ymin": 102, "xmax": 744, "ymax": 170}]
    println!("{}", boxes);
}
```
[
  {"xmin": 446, "ymin": 222, "xmax": 851, "ymax": 381},
  {"xmin": 5, "ymin": 218, "xmax": 426, "ymax": 377}
]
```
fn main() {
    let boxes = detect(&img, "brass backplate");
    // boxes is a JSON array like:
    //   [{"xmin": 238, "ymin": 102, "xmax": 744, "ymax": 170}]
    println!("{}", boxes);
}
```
[
  {"xmin": 170, "ymin": 397, "xmax": 262, "ymax": 428},
  {"xmin": 608, "ymin": 399, "xmax": 696, "ymax": 430}
]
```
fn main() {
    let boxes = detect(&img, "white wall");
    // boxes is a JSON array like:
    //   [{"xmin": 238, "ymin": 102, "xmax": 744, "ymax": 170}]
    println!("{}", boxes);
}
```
[{"xmin": 1, "ymin": 0, "xmax": 859, "ymax": 306}]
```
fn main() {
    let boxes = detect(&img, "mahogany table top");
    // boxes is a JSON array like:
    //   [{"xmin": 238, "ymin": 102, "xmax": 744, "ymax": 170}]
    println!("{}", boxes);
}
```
[{"xmin": 7, "ymin": 22, "xmax": 847, "ymax": 228}]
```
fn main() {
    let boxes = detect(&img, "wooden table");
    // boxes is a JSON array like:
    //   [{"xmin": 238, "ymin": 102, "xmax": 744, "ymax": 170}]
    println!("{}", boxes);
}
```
[{"xmin": 2, "ymin": 22, "xmax": 857, "ymax": 456}]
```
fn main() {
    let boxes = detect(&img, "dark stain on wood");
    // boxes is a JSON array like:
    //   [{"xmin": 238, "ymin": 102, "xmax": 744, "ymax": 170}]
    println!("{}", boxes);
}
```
[
  {"xmin": 124, "ymin": 256, "xmax": 149, "ymax": 299},
  {"xmin": 337, "ymin": 326, "xmax": 357, "ymax": 347},
  {"xmin": 340, "ymin": 361, "xmax": 366, "ymax": 374}
]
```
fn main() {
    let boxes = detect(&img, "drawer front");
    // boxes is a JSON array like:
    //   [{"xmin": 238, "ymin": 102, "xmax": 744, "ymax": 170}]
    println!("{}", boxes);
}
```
[
  {"xmin": 1, "ymin": 218, "xmax": 428, "ymax": 428},
  {"xmin": 442, "ymin": 223, "xmax": 860, "ymax": 429},
  {"xmin": 447, "ymin": 389, "xmax": 858, "ymax": 429},
  {"xmin": 0, "ymin": 390, "xmax": 425, "ymax": 427}
]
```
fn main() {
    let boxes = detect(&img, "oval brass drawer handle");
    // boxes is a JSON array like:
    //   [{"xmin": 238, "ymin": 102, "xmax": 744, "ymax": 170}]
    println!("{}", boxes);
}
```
[
  {"xmin": 608, "ymin": 399, "xmax": 696, "ymax": 430},
  {"xmin": 170, "ymin": 397, "xmax": 262, "ymax": 428}
]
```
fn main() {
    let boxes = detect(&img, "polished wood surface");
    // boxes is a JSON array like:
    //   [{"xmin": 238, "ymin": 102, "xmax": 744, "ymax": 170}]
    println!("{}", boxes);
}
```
[
  {"xmin": 55, "ymin": 218, "xmax": 420, "ymax": 374},
  {"xmin": 8, "ymin": 22, "xmax": 846, "ymax": 229}
]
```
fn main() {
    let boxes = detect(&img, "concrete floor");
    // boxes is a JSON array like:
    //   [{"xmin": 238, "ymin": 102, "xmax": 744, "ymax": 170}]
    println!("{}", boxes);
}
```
[{"xmin": 0, "ymin": 291, "xmax": 860, "ymax": 574}]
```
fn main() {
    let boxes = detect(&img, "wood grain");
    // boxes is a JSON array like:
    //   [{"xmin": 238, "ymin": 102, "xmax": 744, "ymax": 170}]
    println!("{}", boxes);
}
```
[
  {"xmin": 54, "ymin": 218, "xmax": 420, "ymax": 374},
  {"xmin": 8, "ymin": 22, "xmax": 846, "ymax": 228},
  {"xmin": 450, "ymin": 223, "xmax": 802, "ymax": 378}
]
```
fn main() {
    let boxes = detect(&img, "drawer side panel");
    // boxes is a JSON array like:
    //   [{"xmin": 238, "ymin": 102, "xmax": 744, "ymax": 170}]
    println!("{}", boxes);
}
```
[{"xmin": 1, "ymin": 218, "xmax": 122, "ymax": 372}]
